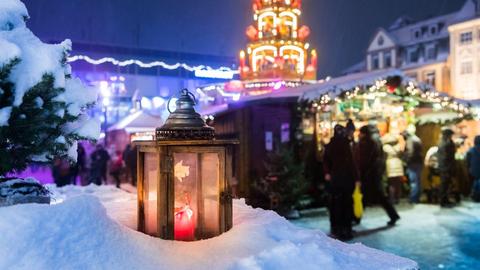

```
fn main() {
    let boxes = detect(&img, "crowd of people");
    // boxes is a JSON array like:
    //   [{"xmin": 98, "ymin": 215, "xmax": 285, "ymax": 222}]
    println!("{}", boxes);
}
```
[
  {"xmin": 323, "ymin": 120, "xmax": 480, "ymax": 241},
  {"xmin": 52, "ymin": 143, "xmax": 138, "ymax": 188}
]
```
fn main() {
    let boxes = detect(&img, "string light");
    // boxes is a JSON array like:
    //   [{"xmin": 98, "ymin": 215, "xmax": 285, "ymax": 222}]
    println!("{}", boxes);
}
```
[
  {"xmin": 67, "ymin": 55, "xmax": 239, "ymax": 74},
  {"xmin": 310, "ymin": 78, "xmax": 473, "ymax": 117}
]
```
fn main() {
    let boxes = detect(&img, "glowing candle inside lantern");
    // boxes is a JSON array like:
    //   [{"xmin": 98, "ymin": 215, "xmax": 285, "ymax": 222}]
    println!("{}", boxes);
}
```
[{"xmin": 174, "ymin": 205, "xmax": 195, "ymax": 241}]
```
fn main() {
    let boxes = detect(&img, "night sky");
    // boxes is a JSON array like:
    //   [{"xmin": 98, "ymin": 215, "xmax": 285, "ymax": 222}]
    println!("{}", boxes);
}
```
[{"xmin": 22, "ymin": 0, "xmax": 468, "ymax": 77}]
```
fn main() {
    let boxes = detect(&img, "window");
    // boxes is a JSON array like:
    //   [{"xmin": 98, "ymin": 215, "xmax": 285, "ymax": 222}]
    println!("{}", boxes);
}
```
[
  {"xmin": 384, "ymin": 52, "xmax": 392, "ymax": 67},
  {"xmin": 372, "ymin": 54, "xmax": 379, "ymax": 69},
  {"xmin": 426, "ymin": 45, "xmax": 436, "ymax": 60},
  {"xmin": 460, "ymin": 62, "xmax": 473, "ymax": 74},
  {"xmin": 460, "ymin": 32, "xmax": 473, "ymax": 45},
  {"xmin": 413, "ymin": 29, "xmax": 421, "ymax": 39},
  {"xmin": 378, "ymin": 36, "xmax": 384, "ymax": 46},
  {"xmin": 421, "ymin": 26, "xmax": 428, "ymax": 36},
  {"xmin": 408, "ymin": 48, "xmax": 419, "ymax": 63},
  {"xmin": 430, "ymin": 26, "xmax": 437, "ymax": 35},
  {"xmin": 406, "ymin": 72, "xmax": 418, "ymax": 80},
  {"xmin": 425, "ymin": 71, "xmax": 436, "ymax": 86}
]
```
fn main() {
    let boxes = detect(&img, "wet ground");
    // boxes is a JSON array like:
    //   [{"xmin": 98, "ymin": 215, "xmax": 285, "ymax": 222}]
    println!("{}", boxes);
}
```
[{"xmin": 292, "ymin": 201, "xmax": 480, "ymax": 269}]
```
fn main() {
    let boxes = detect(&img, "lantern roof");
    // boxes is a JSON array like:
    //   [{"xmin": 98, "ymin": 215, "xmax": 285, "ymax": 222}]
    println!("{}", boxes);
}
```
[{"xmin": 156, "ymin": 89, "xmax": 215, "ymax": 140}]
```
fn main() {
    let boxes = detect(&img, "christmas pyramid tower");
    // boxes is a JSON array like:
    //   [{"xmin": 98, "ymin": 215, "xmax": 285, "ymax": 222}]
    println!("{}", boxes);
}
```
[{"xmin": 239, "ymin": 0, "xmax": 317, "ymax": 82}]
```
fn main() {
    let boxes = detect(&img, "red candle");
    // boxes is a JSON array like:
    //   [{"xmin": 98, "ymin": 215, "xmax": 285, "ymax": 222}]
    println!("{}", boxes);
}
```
[{"xmin": 174, "ymin": 205, "xmax": 195, "ymax": 241}]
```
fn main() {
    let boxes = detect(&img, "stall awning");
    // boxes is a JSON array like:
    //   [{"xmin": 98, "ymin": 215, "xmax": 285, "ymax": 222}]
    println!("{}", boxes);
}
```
[
  {"xmin": 108, "ymin": 110, "xmax": 164, "ymax": 134},
  {"xmin": 301, "ymin": 69, "xmax": 406, "ymax": 101}
]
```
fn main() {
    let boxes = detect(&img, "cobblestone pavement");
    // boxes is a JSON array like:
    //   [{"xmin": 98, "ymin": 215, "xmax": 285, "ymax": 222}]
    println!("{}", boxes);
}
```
[{"xmin": 292, "ymin": 201, "xmax": 480, "ymax": 269}]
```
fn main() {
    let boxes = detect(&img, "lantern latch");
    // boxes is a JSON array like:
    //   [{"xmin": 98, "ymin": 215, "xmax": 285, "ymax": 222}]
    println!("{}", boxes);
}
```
[{"xmin": 220, "ymin": 190, "xmax": 233, "ymax": 203}]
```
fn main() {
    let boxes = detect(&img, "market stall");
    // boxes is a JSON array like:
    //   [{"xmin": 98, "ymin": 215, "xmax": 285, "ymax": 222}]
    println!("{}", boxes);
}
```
[
  {"xmin": 107, "ymin": 110, "xmax": 164, "ymax": 152},
  {"xmin": 298, "ymin": 70, "xmax": 477, "ymax": 201},
  {"xmin": 298, "ymin": 69, "xmax": 473, "ymax": 153}
]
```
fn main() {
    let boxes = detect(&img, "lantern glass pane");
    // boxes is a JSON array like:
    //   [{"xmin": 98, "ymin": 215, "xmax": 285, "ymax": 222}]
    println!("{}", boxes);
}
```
[
  {"xmin": 143, "ymin": 152, "xmax": 159, "ymax": 236},
  {"xmin": 200, "ymin": 153, "xmax": 220, "ymax": 237},
  {"xmin": 173, "ymin": 153, "xmax": 198, "ymax": 241}
]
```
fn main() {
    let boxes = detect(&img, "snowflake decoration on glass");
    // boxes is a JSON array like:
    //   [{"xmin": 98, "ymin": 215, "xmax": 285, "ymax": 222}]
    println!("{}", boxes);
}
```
[{"xmin": 174, "ymin": 160, "xmax": 190, "ymax": 182}]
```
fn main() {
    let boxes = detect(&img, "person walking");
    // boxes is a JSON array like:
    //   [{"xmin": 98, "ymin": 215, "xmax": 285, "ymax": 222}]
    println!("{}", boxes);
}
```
[
  {"xmin": 52, "ymin": 158, "xmax": 71, "ymax": 187},
  {"xmin": 123, "ymin": 144, "xmax": 138, "ymax": 186},
  {"xmin": 402, "ymin": 127, "xmax": 423, "ymax": 203},
  {"xmin": 324, "ymin": 125, "xmax": 358, "ymax": 240},
  {"xmin": 70, "ymin": 143, "xmax": 87, "ymax": 186},
  {"xmin": 355, "ymin": 125, "xmax": 400, "ymax": 226},
  {"xmin": 110, "ymin": 150, "xmax": 124, "ymax": 188},
  {"xmin": 382, "ymin": 134, "xmax": 405, "ymax": 204},
  {"xmin": 466, "ymin": 135, "xmax": 480, "ymax": 202},
  {"xmin": 437, "ymin": 128, "xmax": 457, "ymax": 207},
  {"xmin": 90, "ymin": 144, "xmax": 111, "ymax": 185}
]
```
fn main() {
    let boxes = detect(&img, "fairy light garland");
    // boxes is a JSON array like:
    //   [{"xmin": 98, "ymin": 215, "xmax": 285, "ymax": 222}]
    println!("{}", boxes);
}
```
[
  {"xmin": 67, "ymin": 55, "xmax": 239, "ymax": 74},
  {"xmin": 309, "ymin": 78, "xmax": 473, "ymax": 117}
]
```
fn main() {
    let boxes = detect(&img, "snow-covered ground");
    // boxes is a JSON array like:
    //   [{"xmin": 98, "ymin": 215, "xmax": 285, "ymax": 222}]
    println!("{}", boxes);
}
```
[
  {"xmin": 293, "ymin": 202, "xmax": 480, "ymax": 270},
  {"xmin": 0, "ymin": 184, "xmax": 418, "ymax": 270}
]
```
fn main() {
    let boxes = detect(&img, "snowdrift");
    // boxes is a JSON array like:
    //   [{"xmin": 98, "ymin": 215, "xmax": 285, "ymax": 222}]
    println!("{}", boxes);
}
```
[{"xmin": 0, "ymin": 185, "xmax": 418, "ymax": 270}]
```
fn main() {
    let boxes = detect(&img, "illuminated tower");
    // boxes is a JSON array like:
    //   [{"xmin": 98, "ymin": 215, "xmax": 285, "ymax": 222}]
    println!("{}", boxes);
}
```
[{"xmin": 239, "ymin": 0, "xmax": 317, "ymax": 82}]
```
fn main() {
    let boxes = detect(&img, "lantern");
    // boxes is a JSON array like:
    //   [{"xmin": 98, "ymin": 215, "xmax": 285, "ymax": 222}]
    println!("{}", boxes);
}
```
[{"xmin": 135, "ymin": 89, "xmax": 238, "ymax": 241}]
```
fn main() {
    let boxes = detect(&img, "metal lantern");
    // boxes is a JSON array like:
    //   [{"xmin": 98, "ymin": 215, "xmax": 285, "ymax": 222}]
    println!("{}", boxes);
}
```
[{"xmin": 135, "ymin": 89, "xmax": 238, "ymax": 241}]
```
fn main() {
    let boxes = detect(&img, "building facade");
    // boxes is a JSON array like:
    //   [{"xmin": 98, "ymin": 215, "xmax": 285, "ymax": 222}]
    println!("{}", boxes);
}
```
[
  {"xmin": 352, "ymin": 0, "xmax": 478, "ymax": 98},
  {"xmin": 449, "ymin": 17, "xmax": 480, "ymax": 99}
]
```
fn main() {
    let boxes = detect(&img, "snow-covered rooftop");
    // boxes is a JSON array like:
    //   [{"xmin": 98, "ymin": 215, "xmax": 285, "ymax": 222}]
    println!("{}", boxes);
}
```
[
  {"xmin": 301, "ymin": 69, "xmax": 406, "ymax": 101},
  {"xmin": 108, "ymin": 110, "xmax": 164, "ymax": 133},
  {"xmin": 385, "ymin": 0, "xmax": 477, "ymax": 47}
]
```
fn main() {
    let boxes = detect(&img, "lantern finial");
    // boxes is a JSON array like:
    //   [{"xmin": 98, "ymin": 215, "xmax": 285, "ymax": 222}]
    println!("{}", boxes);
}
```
[{"xmin": 156, "ymin": 89, "xmax": 215, "ymax": 140}]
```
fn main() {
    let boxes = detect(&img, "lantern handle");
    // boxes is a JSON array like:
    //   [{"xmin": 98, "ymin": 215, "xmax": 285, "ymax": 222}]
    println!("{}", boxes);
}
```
[
  {"xmin": 167, "ymin": 98, "xmax": 174, "ymax": 114},
  {"xmin": 184, "ymin": 89, "xmax": 197, "ymax": 105},
  {"xmin": 167, "ymin": 89, "xmax": 197, "ymax": 113}
]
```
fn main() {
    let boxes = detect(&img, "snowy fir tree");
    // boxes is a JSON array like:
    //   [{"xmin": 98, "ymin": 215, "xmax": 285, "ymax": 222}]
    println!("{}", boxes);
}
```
[{"xmin": 0, "ymin": 0, "xmax": 100, "ymax": 177}]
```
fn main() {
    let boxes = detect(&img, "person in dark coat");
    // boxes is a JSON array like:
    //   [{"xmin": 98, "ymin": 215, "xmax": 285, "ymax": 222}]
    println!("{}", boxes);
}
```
[
  {"xmin": 123, "ymin": 144, "xmax": 138, "ymax": 186},
  {"xmin": 437, "ymin": 128, "xmax": 456, "ymax": 207},
  {"xmin": 466, "ymin": 135, "xmax": 480, "ymax": 201},
  {"xmin": 402, "ymin": 127, "xmax": 423, "ymax": 203},
  {"xmin": 110, "ymin": 150, "xmax": 124, "ymax": 188},
  {"xmin": 324, "ymin": 125, "xmax": 358, "ymax": 240},
  {"xmin": 52, "ymin": 158, "xmax": 71, "ymax": 187},
  {"xmin": 355, "ymin": 125, "xmax": 400, "ymax": 226},
  {"xmin": 90, "ymin": 144, "xmax": 110, "ymax": 185},
  {"xmin": 70, "ymin": 143, "xmax": 87, "ymax": 186}
]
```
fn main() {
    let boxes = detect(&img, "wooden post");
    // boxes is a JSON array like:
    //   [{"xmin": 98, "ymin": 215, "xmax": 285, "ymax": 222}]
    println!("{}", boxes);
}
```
[{"xmin": 137, "ymin": 151, "xmax": 145, "ymax": 233}]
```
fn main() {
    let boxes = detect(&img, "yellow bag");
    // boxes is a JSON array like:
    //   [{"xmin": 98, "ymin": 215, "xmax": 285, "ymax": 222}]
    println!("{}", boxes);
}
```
[{"xmin": 353, "ymin": 185, "xmax": 363, "ymax": 219}]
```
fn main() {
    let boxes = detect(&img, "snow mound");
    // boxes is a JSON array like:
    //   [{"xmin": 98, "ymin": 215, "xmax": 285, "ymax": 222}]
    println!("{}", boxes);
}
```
[
  {"xmin": 0, "ymin": 185, "xmax": 418, "ymax": 270},
  {"xmin": 0, "ymin": 177, "xmax": 50, "ymax": 206}
]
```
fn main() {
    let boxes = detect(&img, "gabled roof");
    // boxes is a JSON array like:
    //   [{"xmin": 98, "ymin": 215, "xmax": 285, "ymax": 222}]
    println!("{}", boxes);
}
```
[
  {"xmin": 367, "ymin": 28, "xmax": 398, "ymax": 52},
  {"xmin": 369, "ymin": 0, "xmax": 477, "ymax": 48}
]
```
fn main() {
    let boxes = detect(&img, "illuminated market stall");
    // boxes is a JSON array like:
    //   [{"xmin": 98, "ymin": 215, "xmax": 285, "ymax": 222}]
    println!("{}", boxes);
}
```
[
  {"xmin": 298, "ymin": 70, "xmax": 477, "ymax": 199},
  {"xmin": 298, "ymin": 70, "xmax": 473, "ymax": 151}
]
